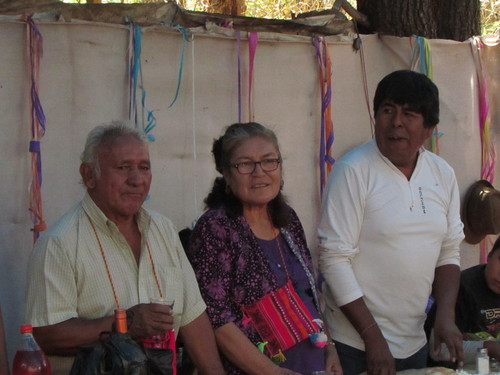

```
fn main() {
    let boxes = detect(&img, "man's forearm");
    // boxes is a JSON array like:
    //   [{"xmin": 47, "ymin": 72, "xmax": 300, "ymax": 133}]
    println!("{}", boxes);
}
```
[
  {"xmin": 432, "ymin": 264, "xmax": 464, "ymax": 366},
  {"xmin": 33, "ymin": 316, "xmax": 114, "ymax": 356},
  {"xmin": 433, "ymin": 264, "xmax": 461, "ymax": 319}
]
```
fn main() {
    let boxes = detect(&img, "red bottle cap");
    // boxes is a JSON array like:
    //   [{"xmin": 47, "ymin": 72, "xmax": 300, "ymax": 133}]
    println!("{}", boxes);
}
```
[{"xmin": 20, "ymin": 324, "xmax": 33, "ymax": 334}]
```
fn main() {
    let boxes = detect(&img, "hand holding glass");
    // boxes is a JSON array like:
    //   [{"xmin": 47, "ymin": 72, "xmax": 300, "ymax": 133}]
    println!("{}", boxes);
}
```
[{"xmin": 140, "ymin": 298, "xmax": 175, "ymax": 348}]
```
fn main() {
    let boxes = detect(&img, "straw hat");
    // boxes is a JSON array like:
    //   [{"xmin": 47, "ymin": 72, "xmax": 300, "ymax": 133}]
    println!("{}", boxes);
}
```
[{"xmin": 462, "ymin": 180, "xmax": 500, "ymax": 244}]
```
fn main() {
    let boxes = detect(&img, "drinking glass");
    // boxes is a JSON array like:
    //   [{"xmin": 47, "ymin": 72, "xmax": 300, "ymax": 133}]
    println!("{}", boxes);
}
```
[{"xmin": 141, "ymin": 298, "xmax": 175, "ymax": 348}]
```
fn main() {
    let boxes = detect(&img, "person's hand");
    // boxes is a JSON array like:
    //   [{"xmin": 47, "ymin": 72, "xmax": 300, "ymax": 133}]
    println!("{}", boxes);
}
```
[
  {"xmin": 364, "ymin": 329, "xmax": 395, "ymax": 375},
  {"xmin": 258, "ymin": 360, "xmax": 301, "ymax": 375},
  {"xmin": 259, "ymin": 362, "xmax": 301, "ymax": 375},
  {"xmin": 126, "ymin": 303, "xmax": 174, "ymax": 339},
  {"xmin": 432, "ymin": 319, "xmax": 464, "ymax": 367},
  {"xmin": 272, "ymin": 368, "xmax": 301, "ymax": 375},
  {"xmin": 484, "ymin": 341, "xmax": 500, "ymax": 361},
  {"xmin": 325, "ymin": 343, "xmax": 344, "ymax": 375}
]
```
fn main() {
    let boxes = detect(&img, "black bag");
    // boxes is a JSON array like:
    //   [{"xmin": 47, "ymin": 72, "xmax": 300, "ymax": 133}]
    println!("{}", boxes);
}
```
[
  {"xmin": 69, "ymin": 331, "xmax": 149, "ymax": 375},
  {"xmin": 142, "ymin": 347, "xmax": 174, "ymax": 375}
]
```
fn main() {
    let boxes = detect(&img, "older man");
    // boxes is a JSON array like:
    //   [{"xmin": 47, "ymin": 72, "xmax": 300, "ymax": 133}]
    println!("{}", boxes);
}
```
[
  {"xmin": 25, "ymin": 121, "xmax": 225, "ymax": 375},
  {"xmin": 318, "ymin": 70, "xmax": 465, "ymax": 375}
]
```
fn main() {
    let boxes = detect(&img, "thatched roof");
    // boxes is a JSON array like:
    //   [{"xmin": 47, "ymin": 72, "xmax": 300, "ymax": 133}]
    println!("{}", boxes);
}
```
[{"xmin": 0, "ymin": 0, "xmax": 357, "ymax": 37}]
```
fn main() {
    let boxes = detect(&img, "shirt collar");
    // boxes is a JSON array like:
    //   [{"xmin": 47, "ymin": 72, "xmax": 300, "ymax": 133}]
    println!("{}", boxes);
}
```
[
  {"xmin": 82, "ymin": 192, "xmax": 151, "ymax": 235},
  {"xmin": 372, "ymin": 139, "xmax": 427, "ymax": 168}
]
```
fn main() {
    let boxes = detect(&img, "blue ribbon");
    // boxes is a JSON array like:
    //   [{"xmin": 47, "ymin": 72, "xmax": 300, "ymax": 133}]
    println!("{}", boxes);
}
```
[
  {"xmin": 167, "ymin": 25, "xmax": 189, "ymax": 108},
  {"xmin": 128, "ymin": 22, "xmax": 157, "ymax": 140}
]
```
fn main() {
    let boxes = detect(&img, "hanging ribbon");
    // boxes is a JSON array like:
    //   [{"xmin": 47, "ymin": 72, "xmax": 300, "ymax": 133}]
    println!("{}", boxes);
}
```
[
  {"xmin": 248, "ymin": 32, "xmax": 258, "ymax": 122},
  {"xmin": 312, "ymin": 37, "xmax": 335, "ymax": 195},
  {"xmin": 128, "ymin": 22, "xmax": 156, "ymax": 141},
  {"xmin": 236, "ymin": 30, "xmax": 242, "ymax": 123},
  {"xmin": 167, "ymin": 25, "xmax": 189, "ymax": 109},
  {"xmin": 26, "ymin": 15, "xmax": 47, "ymax": 242},
  {"xmin": 411, "ymin": 36, "xmax": 433, "ymax": 79},
  {"xmin": 410, "ymin": 36, "xmax": 442, "ymax": 154},
  {"xmin": 471, "ymin": 36, "xmax": 497, "ymax": 263},
  {"xmin": 355, "ymin": 33, "xmax": 374, "ymax": 136}
]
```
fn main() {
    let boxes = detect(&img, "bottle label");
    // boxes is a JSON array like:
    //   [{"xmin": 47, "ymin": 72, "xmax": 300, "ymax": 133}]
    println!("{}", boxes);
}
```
[
  {"xmin": 477, "ymin": 356, "xmax": 490, "ymax": 375},
  {"xmin": 140, "ymin": 330, "xmax": 175, "ymax": 349}
]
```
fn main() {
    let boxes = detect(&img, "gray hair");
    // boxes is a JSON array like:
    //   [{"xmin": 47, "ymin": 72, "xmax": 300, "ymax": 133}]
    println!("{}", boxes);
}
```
[
  {"xmin": 213, "ymin": 122, "xmax": 281, "ymax": 174},
  {"xmin": 81, "ymin": 121, "xmax": 148, "ymax": 175}
]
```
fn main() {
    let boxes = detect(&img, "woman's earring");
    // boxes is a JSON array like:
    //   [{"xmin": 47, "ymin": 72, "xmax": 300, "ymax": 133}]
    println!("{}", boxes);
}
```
[{"xmin": 225, "ymin": 184, "xmax": 231, "ymax": 194}]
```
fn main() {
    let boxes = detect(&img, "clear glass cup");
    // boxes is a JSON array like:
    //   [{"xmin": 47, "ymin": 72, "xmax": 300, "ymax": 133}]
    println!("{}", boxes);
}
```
[
  {"xmin": 150, "ymin": 297, "xmax": 175, "ymax": 309},
  {"xmin": 141, "ymin": 298, "xmax": 175, "ymax": 348}
]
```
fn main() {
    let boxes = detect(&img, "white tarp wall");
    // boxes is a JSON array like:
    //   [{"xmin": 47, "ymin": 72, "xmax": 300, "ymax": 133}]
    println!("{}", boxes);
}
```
[{"xmin": 1, "ymin": 19, "xmax": 498, "ymax": 361}]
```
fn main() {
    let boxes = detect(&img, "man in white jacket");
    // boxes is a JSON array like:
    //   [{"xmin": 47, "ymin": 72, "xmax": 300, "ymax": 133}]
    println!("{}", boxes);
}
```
[{"xmin": 318, "ymin": 70, "xmax": 464, "ymax": 375}]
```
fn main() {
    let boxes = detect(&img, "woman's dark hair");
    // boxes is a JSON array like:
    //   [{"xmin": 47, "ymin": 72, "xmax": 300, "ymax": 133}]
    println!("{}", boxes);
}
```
[
  {"xmin": 373, "ymin": 70, "xmax": 440, "ymax": 128},
  {"xmin": 204, "ymin": 122, "xmax": 290, "ymax": 228}
]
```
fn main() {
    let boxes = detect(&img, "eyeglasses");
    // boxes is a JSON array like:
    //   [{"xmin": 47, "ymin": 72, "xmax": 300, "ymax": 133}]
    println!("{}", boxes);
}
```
[{"xmin": 231, "ymin": 158, "xmax": 281, "ymax": 175}]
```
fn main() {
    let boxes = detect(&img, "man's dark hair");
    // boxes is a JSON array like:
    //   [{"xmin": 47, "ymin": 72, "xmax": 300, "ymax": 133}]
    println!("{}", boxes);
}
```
[
  {"xmin": 489, "ymin": 236, "xmax": 500, "ymax": 256},
  {"xmin": 373, "ymin": 70, "xmax": 440, "ymax": 128}
]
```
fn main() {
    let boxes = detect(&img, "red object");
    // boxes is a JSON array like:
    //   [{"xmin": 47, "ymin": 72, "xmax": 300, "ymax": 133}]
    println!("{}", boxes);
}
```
[
  {"xmin": 12, "ymin": 325, "xmax": 52, "ymax": 375},
  {"xmin": 12, "ymin": 351, "xmax": 51, "ymax": 375},
  {"xmin": 241, "ymin": 280, "xmax": 319, "ymax": 357},
  {"xmin": 19, "ymin": 325, "xmax": 33, "ymax": 334},
  {"xmin": 140, "ymin": 330, "xmax": 177, "ymax": 375}
]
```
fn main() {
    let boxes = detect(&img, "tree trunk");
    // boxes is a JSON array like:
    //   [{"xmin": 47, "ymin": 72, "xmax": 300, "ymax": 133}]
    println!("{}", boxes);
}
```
[
  {"xmin": 357, "ymin": 0, "xmax": 480, "ymax": 41},
  {"xmin": 437, "ymin": 0, "xmax": 481, "ymax": 41},
  {"xmin": 205, "ymin": 0, "xmax": 246, "ymax": 16}
]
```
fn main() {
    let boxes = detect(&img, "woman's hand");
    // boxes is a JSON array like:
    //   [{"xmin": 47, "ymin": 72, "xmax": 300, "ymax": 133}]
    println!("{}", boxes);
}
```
[
  {"xmin": 216, "ymin": 323, "xmax": 297, "ymax": 375},
  {"xmin": 272, "ymin": 368, "xmax": 302, "ymax": 375},
  {"xmin": 325, "ymin": 343, "xmax": 344, "ymax": 375}
]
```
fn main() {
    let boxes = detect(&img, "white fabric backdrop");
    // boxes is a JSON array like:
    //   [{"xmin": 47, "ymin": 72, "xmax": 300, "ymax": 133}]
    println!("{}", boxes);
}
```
[{"xmin": 0, "ymin": 19, "xmax": 498, "ymax": 361}]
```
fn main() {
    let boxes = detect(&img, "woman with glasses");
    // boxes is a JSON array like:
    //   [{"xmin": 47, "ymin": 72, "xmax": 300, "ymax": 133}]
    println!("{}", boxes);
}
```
[{"xmin": 187, "ymin": 122, "xmax": 342, "ymax": 375}]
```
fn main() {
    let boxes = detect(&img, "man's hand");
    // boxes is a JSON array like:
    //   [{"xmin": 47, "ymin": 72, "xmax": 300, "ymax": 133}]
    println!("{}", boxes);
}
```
[
  {"xmin": 339, "ymin": 298, "xmax": 395, "ymax": 375},
  {"xmin": 432, "ymin": 265, "xmax": 463, "ymax": 366},
  {"xmin": 484, "ymin": 341, "xmax": 500, "ymax": 361},
  {"xmin": 432, "ymin": 319, "xmax": 463, "ymax": 367},
  {"xmin": 364, "ymin": 329, "xmax": 395, "ymax": 375},
  {"xmin": 126, "ymin": 303, "xmax": 174, "ymax": 339}
]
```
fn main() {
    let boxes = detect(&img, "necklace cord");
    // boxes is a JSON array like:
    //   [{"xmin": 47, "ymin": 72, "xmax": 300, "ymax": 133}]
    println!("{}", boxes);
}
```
[
  {"xmin": 86, "ymin": 212, "xmax": 164, "ymax": 309},
  {"xmin": 86, "ymin": 212, "xmax": 121, "ymax": 309}
]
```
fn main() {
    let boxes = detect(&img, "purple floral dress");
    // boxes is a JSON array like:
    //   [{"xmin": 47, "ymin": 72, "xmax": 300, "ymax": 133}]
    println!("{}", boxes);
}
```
[{"xmin": 187, "ymin": 206, "xmax": 326, "ymax": 375}]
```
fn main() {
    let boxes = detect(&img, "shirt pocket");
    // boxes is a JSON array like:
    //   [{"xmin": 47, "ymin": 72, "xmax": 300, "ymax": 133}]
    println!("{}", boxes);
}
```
[{"xmin": 156, "ymin": 265, "xmax": 184, "ymax": 319}]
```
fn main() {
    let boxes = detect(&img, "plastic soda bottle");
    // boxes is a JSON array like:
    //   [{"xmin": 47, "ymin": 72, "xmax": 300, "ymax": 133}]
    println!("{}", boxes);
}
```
[{"xmin": 12, "ymin": 324, "xmax": 52, "ymax": 375}]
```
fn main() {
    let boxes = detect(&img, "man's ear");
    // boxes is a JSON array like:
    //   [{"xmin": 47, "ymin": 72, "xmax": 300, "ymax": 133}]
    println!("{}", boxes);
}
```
[
  {"xmin": 80, "ymin": 164, "xmax": 96, "ymax": 189},
  {"xmin": 425, "ymin": 126, "xmax": 435, "ymax": 140}
]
